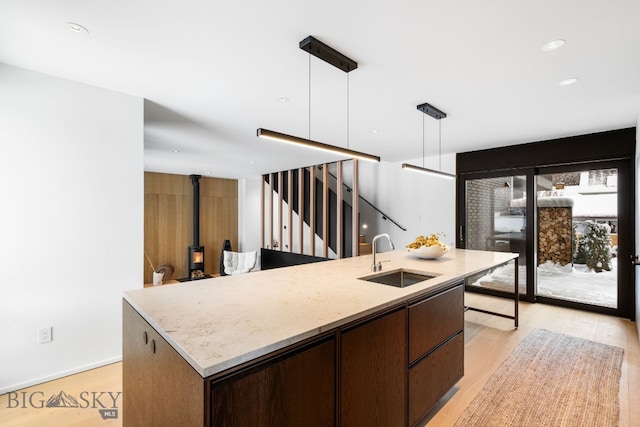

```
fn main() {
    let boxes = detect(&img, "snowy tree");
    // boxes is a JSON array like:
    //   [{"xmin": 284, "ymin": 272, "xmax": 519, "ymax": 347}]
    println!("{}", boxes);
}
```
[{"xmin": 582, "ymin": 221, "xmax": 612, "ymax": 272}]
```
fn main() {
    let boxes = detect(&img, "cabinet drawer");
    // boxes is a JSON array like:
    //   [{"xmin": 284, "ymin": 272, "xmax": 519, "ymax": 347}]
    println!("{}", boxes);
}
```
[
  {"xmin": 408, "ymin": 332, "xmax": 464, "ymax": 426},
  {"xmin": 408, "ymin": 284, "xmax": 463, "ymax": 363}
]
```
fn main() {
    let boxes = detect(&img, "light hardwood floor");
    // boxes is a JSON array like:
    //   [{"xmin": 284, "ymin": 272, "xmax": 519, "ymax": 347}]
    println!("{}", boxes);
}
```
[
  {"xmin": 1, "ymin": 293, "xmax": 638, "ymax": 426},
  {"xmin": 424, "ymin": 293, "xmax": 640, "ymax": 427},
  {"xmin": 0, "ymin": 362, "xmax": 122, "ymax": 426}
]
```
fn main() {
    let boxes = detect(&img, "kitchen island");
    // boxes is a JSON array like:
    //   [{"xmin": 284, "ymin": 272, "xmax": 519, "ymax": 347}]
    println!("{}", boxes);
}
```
[{"xmin": 123, "ymin": 248, "xmax": 517, "ymax": 426}]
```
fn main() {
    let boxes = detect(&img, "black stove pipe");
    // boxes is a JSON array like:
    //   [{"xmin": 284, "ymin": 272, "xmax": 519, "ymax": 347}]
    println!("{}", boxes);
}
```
[{"xmin": 190, "ymin": 174, "xmax": 201, "ymax": 246}]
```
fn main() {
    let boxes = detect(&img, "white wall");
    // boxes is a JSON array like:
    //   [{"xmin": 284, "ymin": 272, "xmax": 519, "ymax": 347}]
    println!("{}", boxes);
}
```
[
  {"xmin": 239, "ymin": 153, "xmax": 457, "ymax": 258},
  {"xmin": 238, "ymin": 177, "xmax": 264, "ymax": 268},
  {"xmin": 0, "ymin": 64, "xmax": 143, "ymax": 393},
  {"xmin": 357, "ymin": 154, "xmax": 457, "ymax": 249},
  {"xmin": 238, "ymin": 177, "xmax": 262, "ymax": 253}
]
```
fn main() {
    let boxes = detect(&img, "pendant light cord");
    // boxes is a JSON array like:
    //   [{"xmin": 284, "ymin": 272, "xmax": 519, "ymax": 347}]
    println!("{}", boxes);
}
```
[
  {"xmin": 309, "ymin": 52, "xmax": 352, "ymax": 150},
  {"xmin": 308, "ymin": 54, "xmax": 311, "ymax": 140},
  {"xmin": 439, "ymin": 119, "xmax": 442, "ymax": 171},
  {"xmin": 422, "ymin": 113, "xmax": 425, "ymax": 168},
  {"xmin": 346, "ymin": 73, "xmax": 350, "ymax": 149}
]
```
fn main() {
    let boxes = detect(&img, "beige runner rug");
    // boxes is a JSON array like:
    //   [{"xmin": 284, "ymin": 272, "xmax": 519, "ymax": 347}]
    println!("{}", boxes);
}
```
[{"xmin": 454, "ymin": 329, "xmax": 624, "ymax": 427}]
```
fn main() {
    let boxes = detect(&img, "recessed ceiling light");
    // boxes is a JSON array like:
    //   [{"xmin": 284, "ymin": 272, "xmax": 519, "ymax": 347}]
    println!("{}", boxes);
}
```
[
  {"xmin": 371, "ymin": 129, "xmax": 380, "ymax": 134},
  {"xmin": 250, "ymin": 160, "xmax": 256, "ymax": 165},
  {"xmin": 277, "ymin": 97, "xmax": 289, "ymax": 102},
  {"xmin": 542, "ymin": 39, "xmax": 565, "ymax": 51},
  {"xmin": 66, "ymin": 22, "xmax": 89, "ymax": 34},
  {"xmin": 172, "ymin": 149, "xmax": 181, "ymax": 153},
  {"xmin": 558, "ymin": 78, "xmax": 578, "ymax": 86}
]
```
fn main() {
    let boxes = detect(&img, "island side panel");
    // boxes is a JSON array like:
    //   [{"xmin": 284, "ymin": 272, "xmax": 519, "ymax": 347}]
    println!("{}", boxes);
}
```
[{"xmin": 123, "ymin": 300, "xmax": 206, "ymax": 427}]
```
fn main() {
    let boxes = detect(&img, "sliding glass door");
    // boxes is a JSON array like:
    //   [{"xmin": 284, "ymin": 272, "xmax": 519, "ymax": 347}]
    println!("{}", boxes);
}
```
[
  {"xmin": 463, "ymin": 174, "xmax": 527, "ymax": 296},
  {"xmin": 459, "ymin": 162, "xmax": 630, "ymax": 316},
  {"xmin": 456, "ymin": 129, "xmax": 634, "ymax": 317},
  {"xmin": 535, "ymin": 167, "xmax": 619, "ymax": 309}
]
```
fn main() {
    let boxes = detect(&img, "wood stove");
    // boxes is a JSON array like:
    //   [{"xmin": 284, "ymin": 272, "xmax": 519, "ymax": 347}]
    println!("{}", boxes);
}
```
[
  {"xmin": 189, "ymin": 245, "xmax": 205, "ymax": 279},
  {"xmin": 187, "ymin": 174, "xmax": 207, "ymax": 280}
]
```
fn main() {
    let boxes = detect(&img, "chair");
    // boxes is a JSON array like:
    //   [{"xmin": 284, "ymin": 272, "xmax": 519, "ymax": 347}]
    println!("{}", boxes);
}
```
[{"xmin": 223, "ymin": 250, "xmax": 257, "ymax": 275}]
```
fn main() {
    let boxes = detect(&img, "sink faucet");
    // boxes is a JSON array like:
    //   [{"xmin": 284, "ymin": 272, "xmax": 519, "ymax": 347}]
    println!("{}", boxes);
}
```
[{"xmin": 371, "ymin": 233, "xmax": 395, "ymax": 272}]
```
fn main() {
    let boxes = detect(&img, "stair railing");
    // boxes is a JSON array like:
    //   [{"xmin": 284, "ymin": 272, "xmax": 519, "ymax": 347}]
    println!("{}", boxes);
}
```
[{"xmin": 262, "ymin": 160, "xmax": 406, "ymax": 259}]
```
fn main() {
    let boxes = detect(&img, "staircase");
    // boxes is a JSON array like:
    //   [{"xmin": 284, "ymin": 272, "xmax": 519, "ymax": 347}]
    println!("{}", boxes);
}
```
[
  {"xmin": 262, "ymin": 160, "xmax": 404, "ymax": 259},
  {"xmin": 359, "ymin": 235, "xmax": 372, "ymax": 256}
]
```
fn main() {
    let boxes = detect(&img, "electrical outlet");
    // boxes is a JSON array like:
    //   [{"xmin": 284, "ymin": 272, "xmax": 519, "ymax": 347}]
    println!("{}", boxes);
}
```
[{"xmin": 38, "ymin": 326, "xmax": 52, "ymax": 344}]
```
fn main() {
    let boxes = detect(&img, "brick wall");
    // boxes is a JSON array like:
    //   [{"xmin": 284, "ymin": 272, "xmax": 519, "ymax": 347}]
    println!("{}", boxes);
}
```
[{"xmin": 466, "ymin": 177, "xmax": 512, "ymax": 251}]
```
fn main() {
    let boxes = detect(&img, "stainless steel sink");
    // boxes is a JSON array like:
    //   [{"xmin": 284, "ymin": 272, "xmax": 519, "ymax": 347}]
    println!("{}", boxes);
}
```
[{"xmin": 359, "ymin": 269, "xmax": 437, "ymax": 288}]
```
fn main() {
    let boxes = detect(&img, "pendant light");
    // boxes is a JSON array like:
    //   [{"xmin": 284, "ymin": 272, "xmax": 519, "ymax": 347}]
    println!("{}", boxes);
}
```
[
  {"xmin": 257, "ymin": 36, "xmax": 380, "ymax": 163},
  {"xmin": 257, "ymin": 128, "xmax": 380, "ymax": 162},
  {"xmin": 402, "ymin": 102, "xmax": 455, "ymax": 179}
]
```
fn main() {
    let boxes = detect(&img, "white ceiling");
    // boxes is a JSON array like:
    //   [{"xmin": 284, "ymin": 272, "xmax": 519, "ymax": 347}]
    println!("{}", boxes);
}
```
[{"xmin": 2, "ymin": 0, "xmax": 639, "ymax": 179}]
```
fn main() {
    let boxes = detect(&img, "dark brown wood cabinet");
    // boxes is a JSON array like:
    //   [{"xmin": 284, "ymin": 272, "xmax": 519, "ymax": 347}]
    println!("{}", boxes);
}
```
[
  {"xmin": 408, "ymin": 333, "xmax": 464, "ymax": 425},
  {"xmin": 408, "ymin": 284, "xmax": 464, "ymax": 426},
  {"xmin": 340, "ymin": 308, "xmax": 406, "ymax": 426},
  {"xmin": 211, "ymin": 337, "xmax": 336, "ymax": 426},
  {"xmin": 408, "ymin": 284, "xmax": 464, "ymax": 363},
  {"xmin": 122, "ymin": 281, "xmax": 464, "ymax": 426}
]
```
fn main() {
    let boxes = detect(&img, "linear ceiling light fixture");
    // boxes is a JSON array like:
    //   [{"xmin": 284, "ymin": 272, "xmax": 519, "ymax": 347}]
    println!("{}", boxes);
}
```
[
  {"xmin": 257, "ymin": 128, "xmax": 380, "ymax": 162},
  {"xmin": 401, "ymin": 102, "xmax": 455, "ymax": 179},
  {"xmin": 257, "ymin": 36, "xmax": 380, "ymax": 163}
]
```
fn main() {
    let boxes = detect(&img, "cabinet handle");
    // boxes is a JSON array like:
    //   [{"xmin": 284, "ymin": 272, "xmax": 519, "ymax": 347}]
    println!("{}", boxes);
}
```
[
  {"xmin": 151, "ymin": 339, "xmax": 156, "ymax": 354},
  {"xmin": 143, "ymin": 331, "xmax": 148, "ymax": 344}
]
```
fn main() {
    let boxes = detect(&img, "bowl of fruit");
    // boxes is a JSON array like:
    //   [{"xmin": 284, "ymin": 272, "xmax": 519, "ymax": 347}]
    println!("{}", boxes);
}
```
[{"xmin": 406, "ymin": 234, "xmax": 448, "ymax": 259}]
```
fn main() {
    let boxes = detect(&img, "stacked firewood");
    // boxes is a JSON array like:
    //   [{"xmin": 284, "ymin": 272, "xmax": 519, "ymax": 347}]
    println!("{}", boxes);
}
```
[{"xmin": 538, "ymin": 207, "xmax": 573, "ymax": 265}]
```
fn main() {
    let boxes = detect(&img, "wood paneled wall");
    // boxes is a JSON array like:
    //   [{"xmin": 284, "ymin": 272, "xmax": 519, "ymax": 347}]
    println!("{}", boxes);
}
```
[{"xmin": 144, "ymin": 172, "xmax": 238, "ymax": 284}]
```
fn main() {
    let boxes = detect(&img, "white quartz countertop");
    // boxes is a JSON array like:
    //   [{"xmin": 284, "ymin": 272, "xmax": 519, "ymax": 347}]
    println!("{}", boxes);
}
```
[{"xmin": 124, "ymin": 248, "xmax": 517, "ymax": 378}]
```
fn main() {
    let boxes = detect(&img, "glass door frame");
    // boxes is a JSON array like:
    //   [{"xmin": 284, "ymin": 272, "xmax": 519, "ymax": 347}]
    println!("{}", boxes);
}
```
[{"xmin": 457, "ymin": 167, "xmax": 537, "ymax": 304}]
